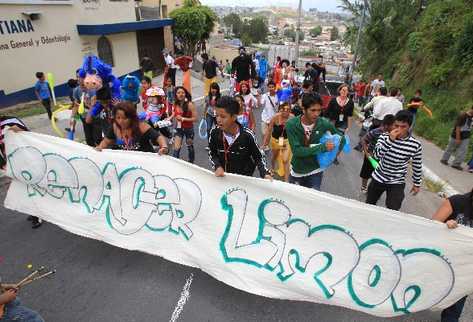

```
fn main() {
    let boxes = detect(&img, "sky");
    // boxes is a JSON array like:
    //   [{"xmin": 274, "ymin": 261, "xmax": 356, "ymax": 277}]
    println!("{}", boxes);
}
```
[{"xmin": 200, "ymin": 0, "xmax": 343, "ymax": 12}]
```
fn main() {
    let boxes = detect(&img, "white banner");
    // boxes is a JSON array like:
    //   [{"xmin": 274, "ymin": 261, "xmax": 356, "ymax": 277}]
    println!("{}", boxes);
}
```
[{"xmin": 3, "ymin": 131, "xmax": 473, "ymax": 317}]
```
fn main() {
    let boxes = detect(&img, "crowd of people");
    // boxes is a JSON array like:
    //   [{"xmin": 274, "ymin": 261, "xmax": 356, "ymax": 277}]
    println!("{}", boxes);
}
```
[{"xmin": 0, "ymin": 47, "xmax": 471, "ymax": 322}]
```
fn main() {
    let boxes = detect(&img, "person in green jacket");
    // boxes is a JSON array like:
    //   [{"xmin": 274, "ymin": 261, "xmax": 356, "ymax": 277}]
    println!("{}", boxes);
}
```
[{"xmin": 286, "ymin": 93, "xmax": 346, "ymax": 190}]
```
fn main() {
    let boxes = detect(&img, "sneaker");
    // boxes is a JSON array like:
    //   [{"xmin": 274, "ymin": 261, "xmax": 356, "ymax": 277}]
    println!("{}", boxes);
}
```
[
  {"xmin": 468, "ymin": 168, "xmax": 473, "ymax": 173},
  {"xmin": 333, "ymin": 159, "xmax": 339, "ymax": 165},
  {"xmin": 440, "ymin": 160, "xmax": 448, "ymax": 165},
  {"xmin": 27, "ymin": 215, "xmax": 34, "ymax": 221},
  {"xmin": 205, "ymin": 147, "xmax": 210, "ymax": 151},
  {"xmin": 451, "ymin": 165, "xmax": 463, "ymax": 171},
  {"xmin": 360, "ymin": 186, "xmax": 368, "ymax": 194}
]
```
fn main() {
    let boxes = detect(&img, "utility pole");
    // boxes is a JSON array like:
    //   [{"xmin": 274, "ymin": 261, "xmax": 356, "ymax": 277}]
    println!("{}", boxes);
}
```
[
  {"xmin": 294, "ymin": 0, "xmax": 303, "ymax": 66},
  {"xmin": 349, "ymin": 0, "xmax": 368, "ymax": 84}
]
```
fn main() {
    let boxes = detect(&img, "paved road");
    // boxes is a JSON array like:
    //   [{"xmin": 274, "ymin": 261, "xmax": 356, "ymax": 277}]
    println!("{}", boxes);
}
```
[{"xmin": 1, "ymin": 100, "xmax": 472, "ymax": 321}]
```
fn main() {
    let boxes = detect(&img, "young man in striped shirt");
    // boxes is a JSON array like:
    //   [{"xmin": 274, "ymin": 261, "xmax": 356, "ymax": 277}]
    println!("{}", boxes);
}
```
[{"xmin": 366, "ymin": 110, "xmax": 422, "ymax": 211}]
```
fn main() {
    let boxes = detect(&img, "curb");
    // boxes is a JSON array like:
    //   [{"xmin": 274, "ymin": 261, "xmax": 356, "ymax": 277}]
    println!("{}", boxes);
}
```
[
  {"xmin": 422, "ymin": 166, "xmax": 459, "ymax": 197},
  {"xmin": 353, "ymin": 106, "xmax": 458, "ymax": 197}
]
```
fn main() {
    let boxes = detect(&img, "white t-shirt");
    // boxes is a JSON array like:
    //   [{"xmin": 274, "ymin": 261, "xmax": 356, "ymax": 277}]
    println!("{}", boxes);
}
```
[
  {"xmin": 243, "ymin": 94, "xmax": 257, "ymax": 112},
  {"xmin": 373, "ymin": 97, "xmax": 403, "ymax": 120},
  {"xmin": 260, "ymin": 93, "xmax": 278, "ymax": 123},
  {"xmin": 165, "ymin": 55, "xmax": 176, "ymax": 69},
  {"xmin": 290, "ymin": 122, "xmax": 324, "ymax": 177}
]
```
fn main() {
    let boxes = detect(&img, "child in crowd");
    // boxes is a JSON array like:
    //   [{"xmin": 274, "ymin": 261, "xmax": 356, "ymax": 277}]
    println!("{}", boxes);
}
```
[{"xmin": 34, "ymin": 72, "xmax": 52, "ymax": 120}]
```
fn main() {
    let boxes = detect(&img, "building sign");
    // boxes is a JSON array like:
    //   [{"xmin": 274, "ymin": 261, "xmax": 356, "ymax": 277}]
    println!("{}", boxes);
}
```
[{"xmin": 0, "ymin": 19, "xmax": 34, "ymax": 35}]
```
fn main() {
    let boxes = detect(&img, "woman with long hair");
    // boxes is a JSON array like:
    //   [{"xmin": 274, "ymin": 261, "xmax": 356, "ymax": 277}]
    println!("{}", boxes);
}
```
[
  {"xmin": 239, "ymin": 80, "xmax": 257, "ymax": 130},
  {"xmin": 263, "ymin": 102, "xmax": 294, "ymax": 182},
  {"xmin": 96, "ymin": 101, "xmax": 168, "ymax": 154},
  {"xmin": 432, "ymin": 187, "xmax": 473, "ymax": 322},
  {"xmin": 235, "ymin": 95, "xmax": 255, "ymax": 132},
  {"xmin": 167, "ymin": 86, "xmax": 197, "ymax": 163},
  {"xmin": 203, "ymin": 82, "xmax": 221, "ymax": 139}
]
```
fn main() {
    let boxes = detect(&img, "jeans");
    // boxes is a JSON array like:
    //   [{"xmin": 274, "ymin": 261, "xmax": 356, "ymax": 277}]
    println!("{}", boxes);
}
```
[
  {"xmin": 205, "ymin": 114, "xmax": 216, "ymax": 139},
  {"xmin": 441, "ymin": 137, "xmax": 470, "ymax": 167},
  {"xmin": 0, "ymin": 299, "xmax": 44, "ymax": 322},
  {"xmin": 366, "ymin": 180, "xmax": 405, "ymax": 211},
  {"xmin": 168, "ymin": 68, "xmax": 176, "ymax": 86},
  {"xmin": 173, "ymin": 128, "xmax": 195, "ymax": 163},
  {"xmin": 441, "ymin": 296, "xmax": 467, "ymax": 322},
  {"xmin": 40, "ymin": 98, "xmax": 52, "ymax": 120},
  {"xmin": 289, "ymin": 172, "xmax": 323, "ymax": 191},
  {"xmin": 468, "ymin": 157, "xmax": 473, "ymax": 170}
]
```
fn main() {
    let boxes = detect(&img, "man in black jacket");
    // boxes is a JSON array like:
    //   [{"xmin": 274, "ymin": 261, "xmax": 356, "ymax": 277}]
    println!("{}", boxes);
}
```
[
  {"xmin": 231, "ymin": 47, "xmax": 256, "ymax": 85},
  {"xmin": 208, "ymin": 96, "xmax": 271, "ymax": 179}
]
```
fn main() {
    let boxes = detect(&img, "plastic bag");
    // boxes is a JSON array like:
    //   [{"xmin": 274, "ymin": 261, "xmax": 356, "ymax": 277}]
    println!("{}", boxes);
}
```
[
  {"xmin": 198, "ymin": 118, "xmax": 208, "ymax": 140},
  {"xmin": 342, "ymin": 134, "xmax": 351, "ymax": 153},
  {"xmin": 317, "ymin": 133, "xmax": 341, "ymax": 169}
]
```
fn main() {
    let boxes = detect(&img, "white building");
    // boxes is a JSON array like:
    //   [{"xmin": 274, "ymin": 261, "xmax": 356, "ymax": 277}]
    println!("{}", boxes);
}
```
[{"xmin": 0, "ymin": 0, "xmax": 175, "ymax": 107}]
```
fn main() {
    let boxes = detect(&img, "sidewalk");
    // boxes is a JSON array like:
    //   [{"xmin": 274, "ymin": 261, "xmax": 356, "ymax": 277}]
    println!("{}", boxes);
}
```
[{"xmin": 417, "ymin": 136, "xmax": 472, "ymax": 194}]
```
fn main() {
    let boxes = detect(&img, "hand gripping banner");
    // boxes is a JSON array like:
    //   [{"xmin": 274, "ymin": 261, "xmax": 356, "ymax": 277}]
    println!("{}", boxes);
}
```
[{"xmin": 3, "ymin": 130, "xmax": 473, "ymax": 317}]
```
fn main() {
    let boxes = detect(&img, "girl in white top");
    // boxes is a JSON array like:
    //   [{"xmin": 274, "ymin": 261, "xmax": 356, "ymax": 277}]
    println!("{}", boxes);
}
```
[{"xmin": 239, "ymin": 80, "xmax": 257, "ymax": 130}]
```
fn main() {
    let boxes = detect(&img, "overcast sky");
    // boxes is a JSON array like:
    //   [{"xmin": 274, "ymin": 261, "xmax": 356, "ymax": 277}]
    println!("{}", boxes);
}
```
[{"xmin": 200, "ymin": 0, "xmax": 343, "ymax": 12}]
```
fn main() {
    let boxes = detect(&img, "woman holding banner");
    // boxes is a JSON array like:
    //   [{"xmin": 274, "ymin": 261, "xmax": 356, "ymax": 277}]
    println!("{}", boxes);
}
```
[
  {"xmin": 96, "ymin": 102, "xmax": 168, "ymax": 154},
  {"xmin": 432, "ymin": 187, "xmax": 473, "ymax": 322}
]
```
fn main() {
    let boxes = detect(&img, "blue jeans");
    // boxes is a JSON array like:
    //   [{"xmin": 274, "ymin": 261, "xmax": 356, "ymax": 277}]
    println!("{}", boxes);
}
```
[
  {"xmin": 0, "ymin": 299, "xmax": 44, "ymax": 322},
  {"xmin": 205, "ymin": 113, "xmax": 216, "ymax": 139},
  {"xmin": 468, "ymin": 157, "xmax": 473, "ymax": 170},
  {"xmin": 289, "ymin": 172, "xmax": 323, "ymax": 191},
  {"xmin": 441, "ymin": 296, "xmax": 467, "ymax": 322}
]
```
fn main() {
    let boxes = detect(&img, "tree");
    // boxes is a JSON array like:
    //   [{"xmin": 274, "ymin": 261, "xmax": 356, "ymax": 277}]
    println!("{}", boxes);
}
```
[
  {"xmin": 283, "ymin": 28, "xmax": 304, "ymax": 42},
  {"xmin": 241, "ymin": 17, "xmax": 269, "ymax": 44},
  {"xmin": 310, "ymin": 26, "xmax": 322, "ymax": 37},
  {"xmin": 223, "ymin": 13, "xmax": 243, "ymax": 37},
  {"xmin": 330, "ymin": 26, "xmax": 340, "ymax": 41},
  {"xmin": 170, "ymin": 0, "xmax": 217, "ymax": 57}
]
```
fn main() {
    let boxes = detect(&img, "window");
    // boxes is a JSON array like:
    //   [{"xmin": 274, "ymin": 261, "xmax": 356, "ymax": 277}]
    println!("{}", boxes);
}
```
[
  {"xmin": 97, "ymin": 36, "xmax": 114, "ymax": 67},
  {"xmin": 161, "ymin": 5, "xmax": 168, "ymax": 18}
]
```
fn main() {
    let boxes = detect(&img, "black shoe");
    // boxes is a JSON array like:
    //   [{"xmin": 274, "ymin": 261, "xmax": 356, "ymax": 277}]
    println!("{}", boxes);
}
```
[
  {"xmin": 354, "ymin": 145, "xmax": 362, "ymax": 152},
  {"xmin": 334, "ymin": 159, "xmax": 339, "ymax": 165},
  {"xmin": 32, "ymin": 218, "xmax": 42, "ymax": 229},
  {"xmin": 440, "ymin": 160, "xmax": 448, "ymax": 165},
  {"xmin": 27, "ymin": 215, "xmax": 34, "ymax": 221},
  {"xmin": 451, "ymin": 165, "xmax": 463, "ymax": 171}
]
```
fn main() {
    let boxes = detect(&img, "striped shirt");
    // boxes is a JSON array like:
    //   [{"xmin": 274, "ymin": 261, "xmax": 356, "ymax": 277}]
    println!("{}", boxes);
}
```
[{"xmin": 372, "ymin": 133, "xmax": 422, "ymax": 186}]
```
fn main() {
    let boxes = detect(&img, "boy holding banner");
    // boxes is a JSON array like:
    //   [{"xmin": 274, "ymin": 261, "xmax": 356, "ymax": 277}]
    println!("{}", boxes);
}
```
[{"xmin": 209, "ymin": 96, "xmax": 271, "ymax": 179}]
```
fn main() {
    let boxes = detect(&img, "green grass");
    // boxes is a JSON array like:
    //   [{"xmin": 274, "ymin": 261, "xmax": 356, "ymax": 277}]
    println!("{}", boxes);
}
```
[{"xmin": 0, "ymin": 99, "xmax": 69, "ymax": 119}]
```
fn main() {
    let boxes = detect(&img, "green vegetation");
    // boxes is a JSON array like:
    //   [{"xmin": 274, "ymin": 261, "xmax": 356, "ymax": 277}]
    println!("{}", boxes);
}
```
[
  {"xmin": 222, "ymin": 14, "xmax": 269, "ymax": 44},
  {"xmin": 170, "ymin": 0, "xmax": 217, "ymax": 57},
  {"xmin": 283, "ymin": 28, "xmax": 304, "ymax": 42},
  {"xmin": 341, "ymin": 0, "xmax": 473, "ymax": 154},
  {"xmin": 330, "ymin": 26, "xmax": 339, "ymax": 41},
  {"xmin": 301, "ymin": 48, "xmax": 320, "ymax": 57},
  {"xmin": 309, "ymin": 26, "xmax": 322, "ymax": 37}
]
